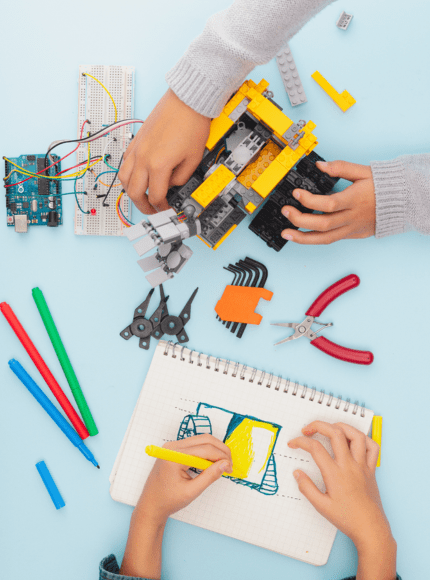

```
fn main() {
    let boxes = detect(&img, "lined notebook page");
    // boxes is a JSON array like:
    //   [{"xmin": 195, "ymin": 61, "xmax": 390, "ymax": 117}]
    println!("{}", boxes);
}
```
[{"xmin": 110, "ymin": 341, "xmax": 374, "ymax": 566}]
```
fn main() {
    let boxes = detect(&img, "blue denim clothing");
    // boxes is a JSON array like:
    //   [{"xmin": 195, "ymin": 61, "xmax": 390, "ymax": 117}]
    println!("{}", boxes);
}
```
[{"xmin": 100, "ymin": 554, "xmax": 402, "ymax": 580}]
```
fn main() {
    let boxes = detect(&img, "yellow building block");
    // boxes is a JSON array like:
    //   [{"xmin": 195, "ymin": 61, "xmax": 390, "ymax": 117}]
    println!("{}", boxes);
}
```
[
  {"xmin": 247, "ymin": 95, "xmax": 293, "ymax": 137},
  {"xmin": 249, "ymin": 159, "xmax": 289, "ymax": 198},
  {"xmin": 238, "ymin": 141, "xmax": 282, "ymax": 189},
  {"xmin": 191, "ymin": 165, "xmax": 235, "ymax": 209},
  {"xmin": 206, "ymin": 113, "xmax": 234, "ymax": 151},
  {"xmin": 213, "ymin": 224, "xmax": 237, "ymax": 250},
  {"xmin": 223, "ymin": 92, "xmax": 249, "ymax": 117},
  {"xmin": 255, "ymin": 79, "xmax": 270, "ymax": 94},
  {"xmin": 311, "ymin": 70, "xmax": 356, "ymax": 112},
  {"xmin": 244, "ymin": 201, "xmax": 257, "ymax": 214}
]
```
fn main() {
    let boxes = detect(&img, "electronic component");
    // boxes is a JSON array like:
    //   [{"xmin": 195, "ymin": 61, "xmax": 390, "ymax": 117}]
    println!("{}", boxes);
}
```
[
  {"xmin": 74, "ymin": 65, "xmax": 135, "ymax": 236},
  {"xmin": 4, "ymin": 154, "xmax": 62, "ymax": 233}
]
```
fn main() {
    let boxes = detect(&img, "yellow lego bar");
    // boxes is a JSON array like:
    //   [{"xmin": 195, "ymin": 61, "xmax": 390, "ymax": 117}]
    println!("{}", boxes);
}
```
[
  {"xmin": 191, "ymin": 165, "xmax": 235, "ymax": 209},
  {"xmin": 206, "ymin": 113, "xmax": 234, "ymax": 151},
  {"xmin": 311, "ymin": 70, "xmax": 356, "ymax": 112},
  {"xmin": 246, "ymin": 91, "xmax": 293, "ymax": 140}
]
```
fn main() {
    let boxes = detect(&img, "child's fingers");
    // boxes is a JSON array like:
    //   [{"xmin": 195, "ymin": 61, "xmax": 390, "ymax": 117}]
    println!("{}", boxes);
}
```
[
  {"xmin": 287, "ymin": 189, "xmax": 349, "ymax": 213},
  {"xmin": 301, "ymin": 421, "xmax": 351, "ymax": 463},
  {"xmin": 148, "ymin": 169, "xmax": 173, "ymax": 212},
  {"xmin": 170, "ymin": 434, "xmax": 232, "ymax": 461},
  {"xmin": 175, "ymin": 443, "xmax": 231, "ymax": 465},
  {"xmin": 282, "ymin": 205, "xmax": 350, "ymax": 232},
  {"xmin": 189, "ymin": 460, "xmax": 231, "ymax": 496},
  {"xmin": 366, "ymin": 438, "xmax": 380, "ymax": 472},
  {"xmin": 169, "ymin": 156, "xmax": 200, "ymax": 188},
  {"xmin": 282, "ymin": 225, "xmax": 352, "ymax": 245},
  {"xmin": 293, "ymin": 470, "xmax": 329, "ymax": 513},
  {"xmin": 316, "ymin": 160, "xmax": 372, "ymax": 182},
  {"xmin": 332, "ymin": 423, "xmax": 367, "ymax": 465},
  {"xmin": 126, "ymin": 170, "xmax": 158, "ymax": 215},
  {"xmin": 288, "ymin": 436, "xmax": 335, "ymax": 479}
]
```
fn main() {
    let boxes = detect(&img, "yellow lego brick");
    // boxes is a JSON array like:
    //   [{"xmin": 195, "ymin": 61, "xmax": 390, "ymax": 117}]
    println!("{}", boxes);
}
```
[
  {"xmin": 246, "ymin": 96, "xmax": 293, "ymax": 137},
  {"xmin": 191, "ymin": 165, "xmax": 235, "ymax": 209},
  {"xmin": 244, "ymin": 201, "xmax": 257, "ymax": 214},
  {"xmin": 255, "ymin": 79, "xmax": 270, "ymax": 94},
  {"xmin": 206, "ymin": 113, "xmax": 234, "ymax": 151},
  {"xmin": 237, "ymin": 141, "xmax": 282, "ymax": 189},
  {"xmin": 311, "ymin": 70, "xmax": 356, "ymax": 112},
  {"xmin": 213, "ymin": 224, "xmax": 237, "ymax": 250},
  {"xmin": 250, "ymin": 159, "xmax": 289, "ymax": 198},
  {"xmin": 223, "ymin": 92, "xmax": 249, "ymax": 116}
]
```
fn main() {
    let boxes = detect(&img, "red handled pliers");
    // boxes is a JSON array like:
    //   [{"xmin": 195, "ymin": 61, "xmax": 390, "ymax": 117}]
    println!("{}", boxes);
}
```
[{"xmin": 272, "ymin": 274, "xmax": 374, "ymax": 365}]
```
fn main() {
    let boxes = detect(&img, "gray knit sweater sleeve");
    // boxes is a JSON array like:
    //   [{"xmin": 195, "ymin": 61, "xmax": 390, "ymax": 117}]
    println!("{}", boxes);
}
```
[
  {"xmin": 371, "ymin": 154, "xmax": 430, "ymax": 238},
  {"xmin": 166, "ymin": 0, "xmax": 335, "ymax": 118}
]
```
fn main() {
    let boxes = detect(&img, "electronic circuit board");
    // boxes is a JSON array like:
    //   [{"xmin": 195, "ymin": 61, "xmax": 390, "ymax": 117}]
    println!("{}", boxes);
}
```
[
  {"xmin": 4, "ymin": 154, "xmax": 62, "ymax": 233},
  {"xmin": 75, "ymin": 65, "xmax": 135, "ymax": 236}
]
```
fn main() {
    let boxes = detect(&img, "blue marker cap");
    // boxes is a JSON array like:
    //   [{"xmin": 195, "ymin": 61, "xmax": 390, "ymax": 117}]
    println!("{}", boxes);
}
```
[{"xmin": 36, "ymin": 461, "xmax": 65, "ymax": 510}]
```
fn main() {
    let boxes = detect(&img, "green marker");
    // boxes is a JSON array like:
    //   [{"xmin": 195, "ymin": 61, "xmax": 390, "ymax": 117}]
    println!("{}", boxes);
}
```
[{"xmin": 31, "ymin": 287, "xmax": 98, "ymax": 436}]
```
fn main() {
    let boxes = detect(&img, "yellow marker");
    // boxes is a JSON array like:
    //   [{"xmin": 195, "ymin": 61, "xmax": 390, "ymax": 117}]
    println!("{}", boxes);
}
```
[
  {"xmin": 145, "ymin": 445, "xmax": 232, "ymax": 476},
  {"xmin": 372, "ymin": 416, "xmax": 383, "ymax": 467}
]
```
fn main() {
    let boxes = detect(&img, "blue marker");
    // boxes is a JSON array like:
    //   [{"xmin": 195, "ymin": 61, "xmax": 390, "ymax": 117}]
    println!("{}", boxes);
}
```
[
  {"xmin": 36, "ymin": 461, "xmax": 66, "ymax": 509},
  {"xmin": 8, "ymin": 359, "xmax": 100, "ymax": 468}
]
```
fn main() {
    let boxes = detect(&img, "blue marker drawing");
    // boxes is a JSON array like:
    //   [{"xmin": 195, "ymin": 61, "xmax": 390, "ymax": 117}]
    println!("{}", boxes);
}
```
[{"xmin": 177, "ymin": 403, "xmax": 281, "ymax": 495}]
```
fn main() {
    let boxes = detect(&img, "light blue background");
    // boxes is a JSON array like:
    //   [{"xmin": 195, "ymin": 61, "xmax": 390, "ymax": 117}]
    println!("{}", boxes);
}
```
[{"xmin": 1, "ymin": 1, "xmax": 429, "ymax": 578}]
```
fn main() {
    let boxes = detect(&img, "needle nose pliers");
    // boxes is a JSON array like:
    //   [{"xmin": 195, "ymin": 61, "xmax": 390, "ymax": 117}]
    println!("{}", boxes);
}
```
[{"xmin": 272, "ymin": 274, "xmax": 374, "ymax": 365}]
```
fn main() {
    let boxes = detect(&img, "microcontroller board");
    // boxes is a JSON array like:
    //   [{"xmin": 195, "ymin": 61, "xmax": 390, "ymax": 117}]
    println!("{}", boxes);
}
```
[{"xmin": 4, "ymin": 154, "xmax": 63, "ymax": 233}]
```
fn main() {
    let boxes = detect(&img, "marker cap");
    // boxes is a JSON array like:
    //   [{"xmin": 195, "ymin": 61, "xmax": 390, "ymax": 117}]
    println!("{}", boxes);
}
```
[{"xmin": 36, "ymin": 461, "xmax": 66, "ymax": 510}]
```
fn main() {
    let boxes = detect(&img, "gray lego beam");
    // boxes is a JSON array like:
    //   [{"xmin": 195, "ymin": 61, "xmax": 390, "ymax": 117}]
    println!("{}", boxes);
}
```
[
  {"xmin": 276, "ymin": 44, "xmax": 307, "ymax": 107},
  {"xmin": 336, "ymin": 11, "xmax": 353, "ymax": 30}
]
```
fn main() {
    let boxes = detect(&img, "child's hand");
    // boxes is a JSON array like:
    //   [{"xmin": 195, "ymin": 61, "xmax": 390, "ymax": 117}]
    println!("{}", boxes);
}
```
[
  {"xmin": 288, "ymin": 421, "xmax": 389, "ymax": 546},
  {"xmin": 281, "ymin": 161, "xmax": 376, "ymax": 244},
  {"xmin": 288, "ymin": 421, "xmax": 397, "ymax": 580},
  {"xmin": 118, "ymin": 89, "xmax": 211, "ymax": 214},
  {"xmin": 136, "ymin": 434, "xmax": 233, "ymax": 524}
]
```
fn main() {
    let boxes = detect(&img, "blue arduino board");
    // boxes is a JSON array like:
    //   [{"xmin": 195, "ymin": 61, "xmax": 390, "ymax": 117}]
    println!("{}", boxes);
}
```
[{"xmin": 4, "ymin": 154, "xmax": 63, "ymax": 232}]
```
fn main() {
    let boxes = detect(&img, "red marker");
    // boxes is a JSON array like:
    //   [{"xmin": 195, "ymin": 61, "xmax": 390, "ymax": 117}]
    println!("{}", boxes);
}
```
[{"xmin": 0, "ymin": 302, "xmax": 89, "ymax": 439}]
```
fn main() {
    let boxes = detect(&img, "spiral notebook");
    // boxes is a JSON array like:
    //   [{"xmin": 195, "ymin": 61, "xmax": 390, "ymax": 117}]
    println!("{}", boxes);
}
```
[{"xmin": 110, "ymin": 340, "xmax": 374, "ymax": 566}]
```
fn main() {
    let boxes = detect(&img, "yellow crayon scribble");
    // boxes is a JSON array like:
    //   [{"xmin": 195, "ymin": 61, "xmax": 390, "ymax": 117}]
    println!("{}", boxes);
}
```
[{"xmin": 225, "ymin": 418, "xmax": 279, "ymax": 479}]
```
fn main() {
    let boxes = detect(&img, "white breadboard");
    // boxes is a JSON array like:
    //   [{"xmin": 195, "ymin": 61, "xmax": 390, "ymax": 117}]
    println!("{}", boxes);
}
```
[{"xmin": 75, "ymin": 65, "xmax": 135, "ymax": 236}]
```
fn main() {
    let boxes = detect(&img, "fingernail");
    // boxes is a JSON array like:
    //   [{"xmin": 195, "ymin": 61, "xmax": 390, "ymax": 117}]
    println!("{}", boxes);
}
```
[
  {"xmin": 281, "ymin": 209, "xmax": 289, "ymax": 218},
  {"xmin": 292, "ymin": 189, "xmax": 300, "ymax": 199},
  {"xmin": 293, "ymin": 470, "xmax": 300, "ymax": 480},
  {"xmin": 282, "ymin": 233, "xmax": 293, "ymax": 241},
  {"xmin": 287, "ymin": 441, "xmax": 297, "ymax": 448},
  {"xmin": 317, "ymin": 161, "xmax": 328, "ymax": 168},
  {"xmin": 302, "ymin": 429, "xmax": 315, "ymax": 436},
  {"xmin": 221, "ymin": 461, "xmax": 233, "ymax": 474}
]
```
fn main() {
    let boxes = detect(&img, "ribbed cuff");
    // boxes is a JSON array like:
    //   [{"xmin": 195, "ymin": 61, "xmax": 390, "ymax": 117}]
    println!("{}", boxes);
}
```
[
  {"xmin": 166, "ymin": 59, "xmax": 239, "ymax": 118},
  {"xmin": 99, "ymin": 554, "xmax": 151, "ymax": 580},
  {"xmin": 370, "ymin": 159, "xmax": 407, "ymax": 238}
]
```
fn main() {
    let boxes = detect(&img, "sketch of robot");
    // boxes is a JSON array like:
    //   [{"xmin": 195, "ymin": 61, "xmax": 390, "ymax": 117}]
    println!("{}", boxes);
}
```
[{"xmin": 177, "ymin": 403, "xmax": 282, "ymax": 495}]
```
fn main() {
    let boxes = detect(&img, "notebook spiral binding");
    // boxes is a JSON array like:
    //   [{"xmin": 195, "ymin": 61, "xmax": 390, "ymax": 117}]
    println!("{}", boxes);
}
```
[{"xmin": 163, "ymin": 341, "xmax": 366, "ymax": 418}]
